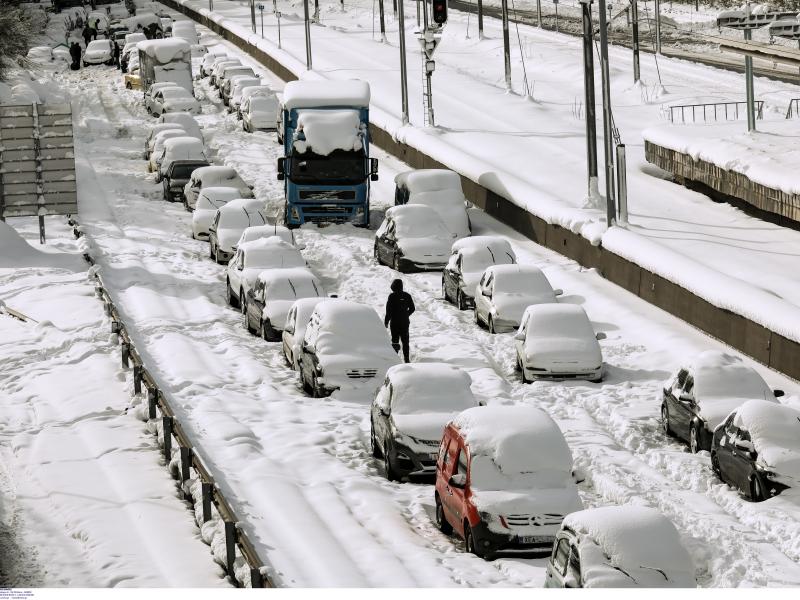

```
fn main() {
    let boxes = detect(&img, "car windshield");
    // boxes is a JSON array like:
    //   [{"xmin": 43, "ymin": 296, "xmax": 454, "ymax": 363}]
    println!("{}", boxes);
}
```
[
  {"xmin": 462, "ymin": 248, "xmax": 514, "ymax": 273},
  {"xmin": 170, "ymin": 163, "xmax": 205, "ymax": 179},
  {"xmin": 221, "ymin": 207, "xmax": 264, "ymax": 229},
  {"xmin": 496, "ymin": 270, "xmax": 552, "ymax": 295},
  {"xmin": 162, "ymin": 88, "xmax": 190, "ymax": 99},
  {"xmin": 266, "ymin": 278, "xmax": 321, "ymax": 301},
  {"xmin": 469, "ymin": 455, "xmax": 568, "ymax": 491},
  {"xmin": 395, "ymin": 215, "xmax": 450, "ymax": 239},
  {"xmin": 197, "ymin": 195, "xmax": 231, "ymax": 211},
  {"xmin": 244, "ymin": 248, "xmax": 303, "ymax": 269},
  {"xmin": 249, "ymin": 97, "xmax": 275, "ymax": 112},
  {"xmin": 87, "ymin": 41, "xmax": 110, "ymax": 51},
  {"xmin": 290, "ymin": 149, "xmax": 366, "ymax": 185},
  {"xmin": 531, "ymin": 312, "xmax": 593, "ymax": 340}
]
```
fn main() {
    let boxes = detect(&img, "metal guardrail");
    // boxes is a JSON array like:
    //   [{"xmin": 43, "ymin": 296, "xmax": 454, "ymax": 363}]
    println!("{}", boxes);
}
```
[
  {"xmin": 786, "ymin": 98, "xmax": 800, "ymax": 118},
  {"xmin": 668, "ymin": 100, "xmax": 764, "ymax": 124},
  {"xmin": 70, "ymin": 218, "xmax": 272, "ymax": 589}
]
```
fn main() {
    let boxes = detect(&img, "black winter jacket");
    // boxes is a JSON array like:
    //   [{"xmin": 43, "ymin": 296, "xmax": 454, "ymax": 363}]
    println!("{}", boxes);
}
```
[{"xmin": 384, "ymin": 291, "xmax": 415, "ymax": 327}]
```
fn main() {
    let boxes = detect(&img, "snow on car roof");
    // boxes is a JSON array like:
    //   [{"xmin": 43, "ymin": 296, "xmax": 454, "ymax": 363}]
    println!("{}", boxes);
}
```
[
  {"xmin": 124, "ymin": 33, "xmax": 147, "ymax": 45},
  {"xmin": 523, "ymin": 304, "xmax": 594, "ymax": 340},
  {"xmin": 218, "ymin": 198, "xmax": 263, "ymax": 216},
  {"xmin": 239, "ymin": 224, "xmax": 294, "ymax": 245},
  {"xmin": 153, "ymin": 129, "xmax": 187, "ymax": 144},
  {"xmin": 387, "ymin": 363, "xmax": 475, "ymax": 415},
  {"xmin": 243, "ymin": 241, "xmax": 304, "ymax": 270},
  {"xmin": 385, "ymin": 205, "xmax": 451, "ymax": 238},
  {"xmin": 193, "ymin": 166, "xmax": 243, "ymax": 186},
  {"xmin": 563, "ymin": 506, "xmax": 695, "ymax": 587},
  {"xmin": 312, "ymin": 300, "xmax": 393, "ymax": 354},
  {"xmin": 159, "ymin": 86, "xmax": 192, "ymax": 98},
  {"xmin": 159, "ymin": 112, "xmax": 199, "ymax": 128},
  {"xmin": 283, "ymin": 80, "xmax": 370, "ymax": 110},
  {"xmin": 688, "ymin": 351, "xmax": 773, "ymax": 401},
  {"xmin": 489, "ymin": 264, "xmax": 555, "ymax": 295},
  {"xmin": 452, "ymin": 235, "xmax": 514, "ymax": 255},
  {"xmin": 395, "ymin": 169, "xmax": 463, "ymax": 194},
  {"xmin": 162, "ymin": 136, "xmax": 203, "ymax": 152},
  {"xmin": 257, "ymin": 266, "xmax": 320, "ymax": 288},
  {"xmin": 137, "ymin": 39, "xmax": 191, "ymax": 62},
  {"xmin": 453, "ymin": 406, "xmax": 573, "ymax": 474},
  {"xmin": 197, "ymin": 186, "xmax": 240, "ymax": 202},
  {"xmin": 293, "ymin": 110, "xmax": 363, "ymax": 156},
  {"xmin": 733, "ymin": 400, "xmax": 800, "ymax": 478}
]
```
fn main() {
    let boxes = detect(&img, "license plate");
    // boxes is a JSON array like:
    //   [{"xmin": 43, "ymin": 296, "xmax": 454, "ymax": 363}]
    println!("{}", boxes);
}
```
[
  {"xmin": 428, "ymin": 453, "xmax": 439, "ymax": 461},
  {"xmin": 519, "ymin": 536, "xmax": 550, "ymax": 544}
]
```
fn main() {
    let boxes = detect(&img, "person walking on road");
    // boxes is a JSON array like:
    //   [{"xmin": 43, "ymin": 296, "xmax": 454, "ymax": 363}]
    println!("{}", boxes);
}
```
[
  {"xmin": 384, "ymin": 279, "xmax": 415, "ymax": 363},
  {"xmin": 81, "ymin": 24, "xmax": 92, "ymax": 47},
  {"xmin": 69, "ymin": 41, "xmax": 82, "ymax": 70},
  {"xmin": 113, "ymin": 40, "xmax": 121, "ymax": 68}
]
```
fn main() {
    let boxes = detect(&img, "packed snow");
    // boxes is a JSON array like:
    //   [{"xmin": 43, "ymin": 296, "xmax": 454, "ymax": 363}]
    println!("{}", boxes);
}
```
[
  {"xmin": 282, "ymin": 79, "xmax": 370, "ymax": 110},
  {"xmin": 293, "ymin": 110, "xmax": 364, "ymax": 156}
]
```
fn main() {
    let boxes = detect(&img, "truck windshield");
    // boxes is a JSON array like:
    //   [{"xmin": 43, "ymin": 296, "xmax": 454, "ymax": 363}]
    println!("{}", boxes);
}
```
[{"xmin": 290, "ymin": 149, "xmax": 366, "ymax": 185}]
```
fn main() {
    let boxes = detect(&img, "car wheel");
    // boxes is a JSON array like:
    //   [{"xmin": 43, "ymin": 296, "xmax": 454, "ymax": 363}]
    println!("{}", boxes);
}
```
[
  {"xmin": 689, "ymin": 423, "xmax": 700, "ymax": 454},
  {"xmin": 661, "ymin": 404, "xmax": 672, "ymax": 437},
  {"xmin": 370, "ymin": 424, "xmax": 380, "ymax": 458},
  {"xmin": 488, "ymin": 315, "xmax": 496, "ymax": 334},
  {"xmin": 464, "ymin": 523, "xmax": 483, "ymax": 558},
  {"xmin": 241, "ymin": 300, "xmax": 251, "ymax": 332},
  {"xmin": 751, "ymin": 476, "xmax": 765, "ymax": 502},
  {"xmin": 215, "ymin": 246, "xmax": 223, "ymax": 264},
  {"xmin": 384, "ymin": 451, "xmax": 399, "ymax": 482},
  {"xmin": 520, "ymin": 359, "xmax": 531, "ymax": 384},
  {"xmin": 259, "ymin": 319, "xmax": 267, "ymax": 341},
  {"xmin": 457, "ymin": 289, "xmax": 467, "ymax": 311},
  {"xmin": 435, "ymin": 495, "xmax": 453, "ymax": 535},
  {"xmin": 225, "ymin": 281, "xmax": 238, "ymax": 308},
  {"xmin": 374, "ymin": 243, "xmax": 381, "ymax": 265},
  {"xmin": 711, "ymin": 451, "xmax": 722, "ymax": 478},
  {"xmin": 393, "ymin": 253, "xmax": 401, "ymax": 272},
  {"xmin": 442, "ymin": 279, "xmax": 448, "ymax": 302}
]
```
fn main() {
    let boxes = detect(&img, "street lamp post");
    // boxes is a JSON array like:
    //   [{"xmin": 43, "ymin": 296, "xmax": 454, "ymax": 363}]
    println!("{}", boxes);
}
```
[
  {"xmin": 598, "ymin": 0, "xmax": 616, "ymax": 226},
  {"xmin": 398, "ymin": 0, "xmax": 409, "ymax": 124},
  {"xmin": 303, "ymin": 0, "xmax": 312, "ymax": 69}
]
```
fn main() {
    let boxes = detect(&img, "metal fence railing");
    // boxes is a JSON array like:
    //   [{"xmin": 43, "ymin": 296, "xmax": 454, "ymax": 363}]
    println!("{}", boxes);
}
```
[
  {"xmin": 786, "ymin": 98, "xmax": 800, "ymax": 118},
  {"xmin": 668, "ymin": 100, "xmax": 764, "ymax": 124}
]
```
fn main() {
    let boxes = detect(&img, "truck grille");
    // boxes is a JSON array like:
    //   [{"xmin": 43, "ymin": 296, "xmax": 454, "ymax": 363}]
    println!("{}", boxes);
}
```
[
  {"xmin": 505, "ymin": 514, "xmax": 563, "ymax": 527},
  {"xmin": 298, "ymin": 190, "xmax": 356, "ymax": 201},
  {"xmin": 346, "ymin": 368, "xmax": 377, "ymax": 379}
]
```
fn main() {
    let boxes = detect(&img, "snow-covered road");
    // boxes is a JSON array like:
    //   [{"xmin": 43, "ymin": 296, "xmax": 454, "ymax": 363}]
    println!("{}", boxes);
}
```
[{"xmin": 54, "ymin": 9, "xmax": 800, "ymax": 585}]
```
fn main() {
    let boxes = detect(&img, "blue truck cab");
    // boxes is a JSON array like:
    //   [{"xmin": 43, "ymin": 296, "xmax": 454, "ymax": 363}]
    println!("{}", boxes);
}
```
[{"xmin": 277, "ymin": 80, "xmax": 378, "ymax": 228}]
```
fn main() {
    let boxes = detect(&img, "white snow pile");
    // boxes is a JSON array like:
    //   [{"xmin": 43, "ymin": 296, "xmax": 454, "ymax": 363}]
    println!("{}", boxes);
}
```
[
  {"xmin": 0, "ymin": 221, "xmax": 81, "ymax": 270},
  {"xmin": 124, "ymin": 13, "xmax": 162, "ymax": 31},
  {"xmin": 293, "ymin": 110, "xmax": 363, "ymax": 156},
  {"xmin": 282, "ymin": 79, "xmax": 370, "ymax": 110},
  {"xmin": 137, "ymin": 38, "xmax": 192, "ymax": 62},
  {"xmin": 453, "ymin": 405, "xmax": 573, "ymax": 475},
  {"xmin": 563, "ymin": 506, "xmax": 696, "ymax": 587},
  {"xmin": 733, "ymin": 400, "xmax": 800, "ymax": 481},
  {"xmin": 396, "ymin": 169, "xmax": 463, "ymax": 195},
  {"xmin": 237, "ymin": 224, "xmax": 295, "ymax": 247},
  {"xmin": 387, "ymin": 363, "xmax": 475, "ymax": 415}
]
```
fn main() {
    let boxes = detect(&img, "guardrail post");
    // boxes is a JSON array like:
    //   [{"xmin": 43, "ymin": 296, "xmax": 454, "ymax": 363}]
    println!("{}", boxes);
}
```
[
  {"xmin": 147, "ymin": 387, "xmax": 158, "ymax": 419},
  {"xmin": 250, "ymin": 567, "xmax": 264, "ymax": 588},
  {"xmin": 111, "ymin": 320, "xmax": 121, "ymax": 335},
  {"xmin": 162, "ymin": 416, "xmax": 173, "ymax": 461},
  {"xmin": 133, "ymin": 365, "xmax": 143, "ymax": 394},
  {"xmin": 224, "ymin": 521, "xmax": 237, "ymax": 577},
  {"xmin": 201, "ymin": 482, "xmax": 213, "ymax": 522},
  {"xmin": 180, "ymin": 447, "xmax": 192, "ymax": 500},
  {"xmin": 121, "ymin": 342, "xmax": 130, "ymax": 368}
]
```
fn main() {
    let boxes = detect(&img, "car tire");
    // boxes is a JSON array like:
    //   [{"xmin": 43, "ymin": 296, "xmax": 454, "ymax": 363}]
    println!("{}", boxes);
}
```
[
  {"xmin": 457, "ymin": 289, "xmax": 467, "ymax": 311},
  {"xmin": 488, "ymin": 315, "xmax": 496, "ymax": 334},
  {"xmin": 711, "ymin": 451, "xmax": 722, "ymax": 478},
  {"xmin": 464, "ymin": 523, "xmax": 483, "ymax": 558},
  {"xmin": 125, "ymin": 81, "xmax": 132, "ymax": 89},
  {"xmin": 374, "ymin": 243, "xmax": 381, "ymax": 265},
  {"xmin": 311, "ymin": 372, "xmax": 325, "ymax": 398},
  {"xmin": 689, "ymin": 422, "xmax": 700, "ymax": 454},
  {"xmin": 435, "ymin": 495, "xmax": 452, "ymax": 535},
  {"xmin": 226, "ymin": 281, "xmax": 238, "ymax": 308},
  {"xmin": 370, "ymin": 424, "xmax": 380, "ymax": 458},
  {"xmin": 442, "ymin": 279, "xmax": 448, "ymax": 303},
  {"xmin": 393, "ymin": 253, "xmax": 401, "ymax": 272},
  {"xmin": 241, "ymin": 300, "xmax": 251, "ymax": 332},
  {"xmin": 474, "ymin": 307, "xmax": 481, "ymax": 326},
  {"xmin": 751, "ymin": 475, "xmax": 765, "ymax": 502},
  {"xmin": 384, "ymin": 451, "xmax": 399, "ymax": 482},
  {"xmin": 661, "ymin": 404, "xmax": 672, "ymax": 437},
  {"xmin": 215, "ymin": 246, "xmax": 223, "ymax": 264}
]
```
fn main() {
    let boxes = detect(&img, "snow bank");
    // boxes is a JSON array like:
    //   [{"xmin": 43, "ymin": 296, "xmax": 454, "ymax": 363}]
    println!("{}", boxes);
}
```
[
  {"xmin": 0, "ymin": 221, "xmax": 82, "ymax": 270},
  {"xmin": 293, "ymin": 110, "xmax": 363, "ymax": 156},
  {"xmin": 733, "ymin": 400, "xmax": 800, "ymax": 480},
  {"xmin": 396, "ymin": 169, "xmax": 463, "ymax": 194},
  {"xmin": 563, "ymin": 506, "xmax": 696, "ymax": 587},
  {"xmin": 137, "ymin": 38, "xmax": 191, "ymax": 63},
  {"xmin": 453, "ymin": 406, "xmax": 573, "ymax": 475},
  {"xmin": 386, "ymin": 363, "xmax": 475, "ymax": 415},
  {"xmin": 283, "ymin": 79, "xmax": 370, "ymax": 110}
]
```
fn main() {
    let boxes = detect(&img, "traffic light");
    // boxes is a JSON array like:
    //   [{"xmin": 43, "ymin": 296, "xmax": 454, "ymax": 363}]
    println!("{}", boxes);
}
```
[{"xmin": 432, "ymin": 0, "xmax": 447, "ymax": 25}]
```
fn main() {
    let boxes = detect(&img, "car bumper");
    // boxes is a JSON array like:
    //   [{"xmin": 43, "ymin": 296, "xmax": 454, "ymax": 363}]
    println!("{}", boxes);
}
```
[
  {"xmin": 471, "ymin": 520, "xmax": 555, "ymax": 557},
  {"xmin": 397, "ymin": 257, "xmax": 447, "ymax": 273},
  {"xmin": 83, "ymin": 55, "xmax": 111, "ymax": 64},
  {"xmin": 522, "ymin": 364, "xmax": 603, "ymax": 382},
  {"xmin": 389, "ymin": 443, "xmax": 439, "ymax": 480}
]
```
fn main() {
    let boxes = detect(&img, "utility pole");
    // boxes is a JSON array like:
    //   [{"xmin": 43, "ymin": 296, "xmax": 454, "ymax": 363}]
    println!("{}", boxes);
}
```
[
  {"xmin": 477, "ymin": 0, "xmax": 484, "ymax": 39},
  {"xmin": 554, "ymin": 0, "xmax": 559, "ymax": 33},
  {"xmin": 744, "ymin": 29, "xmax": 756, "ymax": 131},
  {"xmin": 580, "ymin": 0, "xmax": 598, "ymax": 199},
  {"xmin": 303, "ymin": 0, "xmax": 313, "ymax": 69},
  {"xmin": 378, "ymin": 0, "xmax": 386, "ymax": 42},
  {"xmin": 537, "ymin": 0, "xmax": 542, "ymax": 27},
  {"xmin": 398, "ymin": 0, "xmax": 409, "ymax": 124},
  {"xmin": 250, "ymin": 0, "xmax": 257, "ymax": 33},
  {"xmin": 501, "ymin": 0, "xmax": 512, "ymax": 91},
  {"xmin": 314, "ymin": 0, "xmax": 319, "ymax": 21},
  {"xmin": 654, "ymin": 0, "xmax": 662, "ymax": 54},
  {"xmin": 631, "ymin": 0, "xmax": 640, "ymax": 81},
  {"xmin": 598, "ymin": 0, "xmax": 616, "ymax": 225}
]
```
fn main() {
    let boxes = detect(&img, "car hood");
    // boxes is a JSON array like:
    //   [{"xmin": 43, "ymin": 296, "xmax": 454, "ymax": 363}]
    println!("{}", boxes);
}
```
[
  {"xmin": 218, "ymin": 228, "xmax": 244, "ymax": 251},
  {"xmin": 393, "ymin": 412, "xmax": 454, "ymax": 442},
  {"xmin": 397, "ymin": 238, "xmax": 450, "ymax": 262},
  {"xmin": 494, "ymin": 292, "xmax": 555, "ymax": 322},
  {"xmin": 525, "ymin": 337, "xmax": 602, "ymax": 368},
  {"xmin": 164, "ymin": 98, "xmax": 197, "ymax": 108},
  {"xmin": 192, "ymin": 209, "xmax": 215, "ymax": 230},
  {"xmin": 578, "ymin": 541, "xmax": 696, "ymax": 588},
  {"xmin": 263, "ymin": 300, "xmax": 294, "ymax": 329},
  {"xmin": 699, "ymin": 397, "xmax": 761, "ymax": 429},
  {"xmin": 472, "ymin": 487, "xmax": 582, "ymax": 517}
]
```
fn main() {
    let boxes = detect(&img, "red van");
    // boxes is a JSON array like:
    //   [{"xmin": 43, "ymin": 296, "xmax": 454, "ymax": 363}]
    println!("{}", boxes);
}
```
[{"xmin": 434, "ymin": 406, "xmax": 583, "ymax": 560}]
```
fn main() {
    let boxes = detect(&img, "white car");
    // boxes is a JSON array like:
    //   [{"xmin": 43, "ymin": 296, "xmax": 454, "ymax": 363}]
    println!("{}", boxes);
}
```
[
  {"xmin": 157, "ymin": 112, "xmax": 202, "ymax": 141},
  {"xmin": 171, "ymin": 21, "xmax": 199, "ymax": 45},
  {"xmin": 191, "ymin": 186, "xmax": 241, "ymax": 240},
  {"xmin": 200, "ymin": 50, "xmax": 226, "ymax": 77},
  {"xmin": 243, "ymin": 268, "xmax": 326, "ymax": 341},
  {"xmin": 209, "ymin": 198, "xmax": 267, "ymax": 264},
  {"xmin": 155, "ymin": 136, "xmax": 206, "ymax": 183},
  {"xmin": 235, "ymin": 224, "xmax": 297, "ymax": 251},
  {"xmin": 242, "ymin": 95, "xmax": 280, "ymax": 132},
  {"xmin": 183, "ymin": 165, "xmax": 253, "ymax": 210},
  {"xmin": 394, "ymin": 169, "xmax": 471, "ymax": 239},
  {"xmin": 218, "ymin": 66, "xmax": 256, "ymax": 98},
  {"xmin": 210, "ymin": 59, "xmax": 241, "ymax": 86},
  {"xmin": 514, "ymin": 304, "xmax": 605, "ymax": 383},
  {"xmin": 150, "ymin": 86, "xmax": 200, "ymax": 117},
  {"xmin": 226, "ymin": 76, "xmax": 260, "ymax": 111},
  {"xmin": 374, "ymin": 205, "xmax": 452, "ymax": 272},
  {"xmin": 148, "ymin": 128, "xmax": 187, "ymax": 173},
  {"xmin": 225, "ymin": 237, "xmax": 306, "ymax": 309},
  {"xmin": 145, "ymin": 82, "xmax": 183, "ymax": 113},
  {"xmin": 297, "ymin": 300, "xmax": 402, "ymax": 397},
  {"xmin": 546, "ymin": 506, "xmax": 695, "ymax": 588},
  {"xmin": 83, "ymin": 39, "xmax": 114, "ymax": 66},
  {"xmin": 474, "ymin": 264, "xmax": 562, "ymax": 333},
  {"xmin": 145, "ymin": 124, "xmax": 186, "ymax": 159},
  {"xmin": 282, "ymin": 297, "xmax": 329, "ymax": 370},
  {"xmin": 443, "ymin": 236, "xmax": 517, "ymax": 310},
  {"xmin": 237, "ymin": 85, "xmax": 273, "ymax": 119},
  {"xmin": 370, "ymin": 363, "xmax": 480, "ymax": 481}
]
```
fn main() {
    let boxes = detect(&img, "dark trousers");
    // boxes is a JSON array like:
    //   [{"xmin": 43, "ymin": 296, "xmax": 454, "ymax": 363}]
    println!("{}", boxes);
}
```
[{"xmin": 390, "ymin": 322, "xmax": 410, "ymax": 363}]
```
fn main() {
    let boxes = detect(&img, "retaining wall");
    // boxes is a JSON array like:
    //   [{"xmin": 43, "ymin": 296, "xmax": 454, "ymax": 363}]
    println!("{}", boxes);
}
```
[{"xmin": 158, "ymin": 0, "xmax": 800, "ymax": 382}]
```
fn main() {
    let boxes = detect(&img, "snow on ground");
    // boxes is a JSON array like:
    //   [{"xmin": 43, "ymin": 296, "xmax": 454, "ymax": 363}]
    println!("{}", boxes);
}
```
[
  {"xmin": 165, "ymin": 0, "xmax": 800, "ymax": 347},
  {"xmin": 32, "ymin": 3, "xmax": 800, "ymax": 586},
  {"xmin": 0, "ymin": 218, "xmax": 226, "ymax": 587}
]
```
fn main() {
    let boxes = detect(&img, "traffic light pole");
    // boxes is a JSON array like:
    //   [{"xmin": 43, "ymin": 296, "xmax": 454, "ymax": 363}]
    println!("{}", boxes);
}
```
[
  {"xmin": 501, "ymin": 0, "xmax": 511, "ymax": 91},
  {"xmin": 655, "ymin": 0, "xmax": 662, "ymax": 54},
  {"xmin": 378, "ymin": 0, "xmax": 386, "ymax": 42},
  {"xmin": 477, "ymin": 0, "xmax": 484, "ymax": 39}
]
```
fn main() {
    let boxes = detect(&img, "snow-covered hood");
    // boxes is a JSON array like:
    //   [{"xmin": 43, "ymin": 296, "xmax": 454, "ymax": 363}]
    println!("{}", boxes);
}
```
[
  {"xmin": 218, "ymin": 228, "xmax": 244, "ymax": 252},
  {"xmin": 85, "ymin": 48, "xmax": 111, "ymax": 58},
  {"xmin": 494, "ymin": 293, "xmax": 554, "ymax": 323},
  {"xmin": 525, "ymin": 336, "xmax": 602, "ymax": 368},
  {"xmin": 462, "ymin": 271, "xmax": 483, "ymax": 294},
  {"xmin": 164, "ymin": 98, "xmax": 198, "ymax": 110},
  {"xmin": 397, "ymin": 238, "xmax": 450, "ymax": 263},
  {"xmin": 472, "ymin": 487, "xmax": 582, "ymax": 535},
  {"xmin": 699, "ymin": 397, "xmax": 759, "ymax": 429},
  {"xmin": 263, "ymin": 299, "xmax": 294, "ymax": 329},
  {"xmin": 192, "ymin": 209, "xmax": 215, "ymax": 231},
  {"xmin": 393, "ymin": 412, "xmax": 453, "ymax": 443},
  {"xmin": 578, "ymin": 541, "xmax": 696, "ymax": 588}
]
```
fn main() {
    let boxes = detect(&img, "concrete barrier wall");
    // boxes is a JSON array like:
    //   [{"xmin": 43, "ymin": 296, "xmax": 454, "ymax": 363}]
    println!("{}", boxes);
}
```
[{"xmin": 159, "ymin": 0, "xmax": 800, "ymax": 382}]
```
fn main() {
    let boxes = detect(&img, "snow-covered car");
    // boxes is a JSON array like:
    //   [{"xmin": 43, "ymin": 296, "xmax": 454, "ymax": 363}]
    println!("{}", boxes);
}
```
[
  {"xmin": 124, "ymin": 32, "xmax": 147, "ymax": 46},
  {"xmin": 144, "ymin": 81, "xmax": 182, "ymax": 113},
  {"xmin": 200, "ymin": 50, "xmax": 226, "ymax": 77},
  {"xmin": 297, "ymin": 300, "xmax": 402, "ymax": 398},
  {"xmin": 474, "ymin": 264, "xmax": 562, "ymax": 333},
  {"xmin": 155, "ymin": 137, "xmax": 206, "ymax": 183},
  {"xmin": 242, "ymin": 95, "xmax": 280, "ymax": 132},
  {"xmin": 374, "ymin": 205, "xmax": 452, "ymax": 273},
  {"xmin": 83, "ymin": 39, "xmax": 114, "ymax": 66},
  {"xmin": 120, "ymin": 41, "xmax": 141, "ymax": 72},
  {"xmin": 435, "ymin": 405, "xmax": 583, "ymax": 560},
  {"xmin": 662, "ymin": 351, "xmax": 783, "ymax": 454},
  {"xmin": 234, "ymin": 224, "xmax": 297, "ymax": 252},
  {"xmin": 191, "ymin": 186, "xmax": 241, "ymax": 240},
  {"xmin": 394, "ymin": 168, "xmax": 471, "ymax": 239},
  {"xmin": 209, "ymin": 198, "xmax": 267, "ymax": 264},
  {"xmin": 712, "ymin": 400, "xmax": 800, "ymax": 501},
  {"xmin": 52, "ymin": 45, "xmax": 71, "ymax": 64},
  {"xmin": 443, "ymin": 236, "xmax": 517, "ymax": 310},
  {"xmin": 545, "ymin": 506, "xmax": 696, "ymax": 588},
  {"xmin": 371, "ymin": 363, "xmax": 480, "ymax": 482},
  {"xmin": 243, "ymin": 267, "xmax": 326, "ymax": 341},
  {"xmin": 218, "ymin": 66, "xmax": 256, "ymax": 100},
  {"xmin": 514, "ymin": 304, "xmax": 605, "ymax": 383},
  {"xmin": 87, "ymin": 11, "xmax": 110, "ymax": 33},
  {"xmin": 159, "ymin": 16, "xmax": 173, "ymax": 34},
  {"xmin": 150, "ymin": 86, "xmax": 200, "ymax": 117},
  {"xmin": 224, "ymin": 75, "xmax": 259, "ymax": 109},
  {"xmin": 27, "ymin": 46, "xmax": 54, "ymax": 63},
  {"xmin": 237, "ymin": 85, "xmax": 273, "ymax": 119},
  {"xmin": 157, "ymin": 112, "xmax": 202, "ymax": 141},
  {"xmin": 161, "ymin": 158, "xmax": 209, "ymax": 202},
  {"xmin": 225, "ymin": 237, "xmax": 306, "ymax": 309},
  {"xmin": 282, "ymin": 297, "xmax": 329, "ymax": 370},
  {"xmin": 183, "ymin": 165, "xmax": 253, "ymax": 210},
  {"xmin": 147, "ymin": 128, "xmax": 187, "ymax": 172},
  {"xmin": 210, "ymin": 59, "xmax": 241, "ymax": 87},
  {"xmin": 144, "ymin": 123, "xmax": 185, "ymax": 159},
  {"xmin": 171, "ymin": 21, "xmax": 199, "ymax": 45}
]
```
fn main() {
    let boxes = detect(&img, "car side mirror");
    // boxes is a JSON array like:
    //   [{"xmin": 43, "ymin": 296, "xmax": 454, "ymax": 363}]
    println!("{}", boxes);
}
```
[
  {"xmin": 572, "ymin": 467, "xmax": 586, "ymax": 484},
  {"xmin": 478, "ymin": 400, "xmax": 486, "ymax": 407},
  {"xmin": 513, "ymin": 331, "xmax": 525, "ymax": 341},
  {"xmin": 379, "ymin": 406, "xmax": 390, "ymax": 417},
  {"xmin": 370, "ymin": 158, "xmax": 379, "ymax": 181},
  {"xmin": 448, "ymin": 474, "xmax": 466, "ymax": 489},
  {"xmin": 595, "ymin": 332, "xmax": 606, "ymax": 341},
  {"xmin": 735, "ymin": 439, "xmax": 755, "ymax": 455},
  {"xmin": 564, "ymin": 572, "xmax": 580, "ymax": 589},
  {"xmin": 277, "ymin": 157, "xmax": 285, "ymax": 180},
  {"xmin": 482, "ymin": 289, "xmax": 491, "ymax": 298},
  {"xmin": 774, "ymin": 389, "xmax": 785, "ymax": 398},
  {"xmin": 553, "ymin": 288, "xmax": 564, "ymax": 296},
  {"xmin": 678, "ymin": 391, "xmax": 693, "ymax": 403},
  {"xmin": 237, "ymin": 263, "xmax": 244, "ymax": 271}
]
